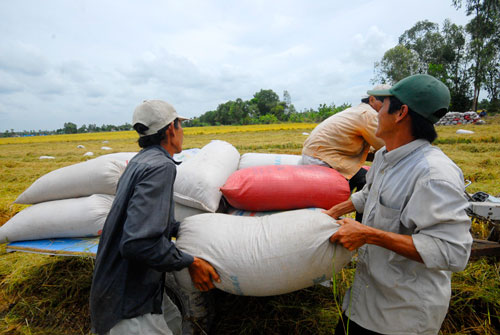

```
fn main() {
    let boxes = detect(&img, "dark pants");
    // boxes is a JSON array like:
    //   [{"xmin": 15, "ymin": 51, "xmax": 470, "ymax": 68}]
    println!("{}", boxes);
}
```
[
  {"xmin": 348, "ymin": 168, "xmax": 367, "ymax": 222},
  {"xmin": 335, "ymin": 314, "xmax": 383, "ymax": 335}
]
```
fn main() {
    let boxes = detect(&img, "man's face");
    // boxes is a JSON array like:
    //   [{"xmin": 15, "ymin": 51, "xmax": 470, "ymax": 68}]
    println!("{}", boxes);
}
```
[
  {"xmin": 375, "ymin": 97, "xmax": 393, "ymax": 139},
  {"xmin": 369, "ymin": 96, "xmax": 384, "ymax": 112},
  {"xmin": 171, "ymin": 119, "xmax": 184, "ymax": 154}
]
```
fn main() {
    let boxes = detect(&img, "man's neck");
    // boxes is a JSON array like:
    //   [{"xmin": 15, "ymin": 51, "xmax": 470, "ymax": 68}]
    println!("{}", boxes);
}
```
[{"xmin": 384, "ymin": 129, "xmax": 415, "ymax": 152}]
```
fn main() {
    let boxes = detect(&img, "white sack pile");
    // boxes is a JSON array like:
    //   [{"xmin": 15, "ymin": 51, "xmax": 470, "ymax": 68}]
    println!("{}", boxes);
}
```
[
  {"xmin": 436, "ymin": 111, "xmax": 480, "ymax": 125},
  {"xmin": 238, "ymin": 153, "xmax": 302, "ymax": 170},
  {"xmin": 174, "ymin": 140, "xmax": 240, "ymax": 212},
  {"xmin": 0, "ymin": 195, "xmax": 114, "ymax": 243},
  {"xmin": 4, "ymin": 149, "xmax": 207, "ymax": 242},
  {"xmin": 174, "ymin": 209, "xmax": 352, "ymax": 296}
]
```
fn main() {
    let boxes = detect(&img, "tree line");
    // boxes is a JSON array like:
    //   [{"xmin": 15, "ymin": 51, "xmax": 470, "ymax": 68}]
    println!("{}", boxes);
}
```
[{"xmin": 183, "ymin": 89, "xmax": 350, "ymax": 127}]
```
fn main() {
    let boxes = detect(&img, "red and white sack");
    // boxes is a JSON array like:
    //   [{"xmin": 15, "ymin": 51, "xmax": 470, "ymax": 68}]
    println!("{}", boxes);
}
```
[
  {"xmin": 0, "ymin": 194, "xmax": 114, "ymax": 243},
  {"xmin": 173, "ymin": 209, "xmax": 352, "ymax": 296},
  {"xmin": 220, "ymin": 165, "xmax": 350, "ymax": 211},
  {"xmin": 174, "ymin": 141, "xmax": 240, "ymax": 212},
  {"xmin": 238, "ymin": 153, "xmax": 302, "ymax": 170},
  {"xmin": 15, "ymin": 156, "xmax": 128, "ymax": 204}
]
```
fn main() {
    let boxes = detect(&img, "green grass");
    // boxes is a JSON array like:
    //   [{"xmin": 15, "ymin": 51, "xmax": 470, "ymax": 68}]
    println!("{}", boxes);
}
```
[{"xmin": 0, "ymin": 118, "xmax": 499, "ymax": 334}]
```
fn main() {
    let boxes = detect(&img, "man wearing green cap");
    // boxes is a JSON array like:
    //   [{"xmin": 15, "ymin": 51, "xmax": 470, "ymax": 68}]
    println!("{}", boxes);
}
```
[{"xmin": 324, "ymin": 74, "xmax": 472, "ymax": 334}]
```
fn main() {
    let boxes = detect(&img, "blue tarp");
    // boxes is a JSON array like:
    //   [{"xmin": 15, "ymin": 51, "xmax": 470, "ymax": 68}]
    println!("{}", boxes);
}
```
[{"xmin": 6, "ymin": 237, "xmax": 99, "ymax": 258}]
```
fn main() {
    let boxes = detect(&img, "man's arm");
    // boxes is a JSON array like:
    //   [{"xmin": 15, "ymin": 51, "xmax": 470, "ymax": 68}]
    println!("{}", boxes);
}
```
[
  {"xmin": 322, "ymin": 199, "xmax": 356, "ymax": 219},
  {"xmin": 329, "ymin": 218, "xmax": 423, "ymax": 263},
  {"xmin": 120, "ymin": 163, "xmax": 219, "ymax": 290}
]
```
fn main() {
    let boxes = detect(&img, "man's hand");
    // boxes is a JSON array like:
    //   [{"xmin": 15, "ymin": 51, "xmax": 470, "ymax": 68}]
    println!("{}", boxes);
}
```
[
  {"xmin": 322, "ymin": 199, "xmax": 356, "ymax": 219},
  {"xmin": 329, "ymin": 218, "xmax": 370, "ymax": 251},
  {"xmin": 188, "ymin": 257, "xmax": 221, "ymax": 292}
]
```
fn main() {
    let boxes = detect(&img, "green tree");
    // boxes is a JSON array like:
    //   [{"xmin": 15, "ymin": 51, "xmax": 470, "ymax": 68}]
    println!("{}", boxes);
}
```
[
  {"xmin": 453, "ymin": 0, "xmax": 500, "ymax": 111},
  {"xmin": 78, "ymin": 124, "xmax": 88, "ymax": 133},
  {"xmin": 373, "ymin": 45, "xmax": 421, "ymax": 84},
  {"xmin": 399, "ymin": 20, "xmax": 445, "ymax": 72},
  {"xmin": 63, "ymin": 122, "xmax": 77, "ymax": 134},
  {"xmin": 251, "ymin": 89, "xmax": 280, "ymax": 116}
]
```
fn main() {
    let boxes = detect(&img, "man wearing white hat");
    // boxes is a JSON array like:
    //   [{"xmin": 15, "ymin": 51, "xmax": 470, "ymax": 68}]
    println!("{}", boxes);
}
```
[
  {"xmin": 90, "ymin": 100, "xmax": 220, "ymax": 335},
  {"xmin": 302, "ymin": 84, "xmax": 390, "ymax": 220}
]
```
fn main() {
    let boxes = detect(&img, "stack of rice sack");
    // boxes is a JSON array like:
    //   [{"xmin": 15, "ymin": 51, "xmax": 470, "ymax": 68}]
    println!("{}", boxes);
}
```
[
  {"xmin": 435, "ymin": 111, "xmax": 480, "ymax": 125},
  {"xmin": 2, "ymin": 142, "xmax": 353, "ymax": 297},
  {"xmin": 173, "ymin": 152, "xmax": 353, "ymax": 296},
  {"xmin": 0, "ymin": 144, "xmax": 217, "ymax": 243}
]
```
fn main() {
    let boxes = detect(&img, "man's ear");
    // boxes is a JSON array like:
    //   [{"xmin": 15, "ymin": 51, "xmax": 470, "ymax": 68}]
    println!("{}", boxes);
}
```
[
  {"xmin": 395, "ymin": 105, "xmax": 409, "ymax": 123},
  {"xmin": 166, "ymin": 121, "xmax": 175, "ymax": 136}
]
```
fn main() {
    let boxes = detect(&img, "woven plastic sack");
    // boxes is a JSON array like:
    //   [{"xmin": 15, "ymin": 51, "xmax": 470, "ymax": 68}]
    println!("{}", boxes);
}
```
[
  {"xmin": 220, "ymin": 165, "xmax": 350, "ymax": 211},
  {"xmin": 238, "ymin": 153, "xmax": 302, "ymax": 170},
  {"xmin": 0, "ymin": 194, "xmax": 114, "ymax": 243},
  {"xmin": 174, "ymin": 141, "xmax": 240, "ymax": 212},
  {"xmin": 174, "ymin": 203, "xmax": 208, "ymax": 222},
  {"xmin": 15, "ymin": 156, "xmax": 127, "ymax": 204},
  {"xmin": 173, "ymin": 209, "xmax": 352, "ymax": 296}
]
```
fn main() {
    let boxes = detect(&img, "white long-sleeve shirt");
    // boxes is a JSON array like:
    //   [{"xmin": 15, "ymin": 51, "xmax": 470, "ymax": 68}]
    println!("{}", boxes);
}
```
[{"xmin": 348, "ymin": 139, "xmax": 472, "ymax": 334}]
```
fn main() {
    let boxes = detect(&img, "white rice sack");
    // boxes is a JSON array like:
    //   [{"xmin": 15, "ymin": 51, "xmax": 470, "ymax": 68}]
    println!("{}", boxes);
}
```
[
  {"xmin": 227, "ymin": 207, "xmax": 281, "ymax": 217},
  {"xmin": 456, "ymin": 129, "xmax": 474, "ymax": 134},
  {"xmin": 15, "ymin": 157, "xmax": 127, "ymax": 204},
  {"xmin": 96, "ymin": 152, "xmax": 137, "ymax": 162},
  {"xmin": 173, "ymin": 148, "xmax": 200, "ymax": 163},
  {"xmin": 174, "ymin": 140, "xmax": 240, "ymax": 212},
  {"xmin": 174, "ymin": 209, "xmax": 352, "ymax": 296},
  {"xmin": 0, "ymin": 194, "xmax": 114, "ymax": 243},
  {"xmin": 174, "ymin": 202, "xmax": 208, "ymax": 222},
  {"xmin": 238, "ymin": 153, "xmax": 302, "ymax": 170}
]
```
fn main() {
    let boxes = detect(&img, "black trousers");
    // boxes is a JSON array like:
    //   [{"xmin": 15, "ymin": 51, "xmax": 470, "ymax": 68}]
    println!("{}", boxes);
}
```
[
  {"xmin": 348, "ymin": 168, "xmax": 367, "ymax": 222},
  {"xmin": 335, "ymin": 313, "xmax": 384, "ymax": 335}
]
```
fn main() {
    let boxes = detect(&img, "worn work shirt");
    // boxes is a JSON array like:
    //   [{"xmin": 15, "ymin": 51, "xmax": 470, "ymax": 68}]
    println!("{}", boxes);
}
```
[
  {"xmin": 347, "ymin": 139, "xmax": 472, "ymax": 335},
  {"xmin": 90, "ymin": 145, "xmax": 194, "ymax": 334},
  {"xmin": 302, "ymin": 103, "xmax": 385, "ymax": 179}
]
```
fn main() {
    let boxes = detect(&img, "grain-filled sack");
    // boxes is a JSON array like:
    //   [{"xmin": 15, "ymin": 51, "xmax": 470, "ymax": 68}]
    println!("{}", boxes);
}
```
[
  {"xmin": 174, "ymin": 140, "xmax": 240, "ymax": 212},
  {"xmin": 15, "ymin": 156, "xmax": 127, "ymax": 204},
  {"xmin": 238, "ymin": 153, "xmax": 302, "ymax": 170},
  {"xmin": 0, "ymin": 194, "xmax": 114, "ymax": 243},
  {"xmin": 227, "ymin": 207, "xmax": 281, "ymax": 217},
  {"xmin": 97, "ymin": 152, "xmax": 137, "ymax": 162},
  {"xmin": 220, "ymin": 165, "xmax": 350, "ymax": 211},
  {"xmin": 174, "ymin": 203, "xmax": 208, "ymax": 222},
  {"xmin": 173, "ymin": 148, "xmax": 200, "ymax": 163},
  {"xmin": 174, "ymin": 209, "xmax": 352, "ymax": 296}
]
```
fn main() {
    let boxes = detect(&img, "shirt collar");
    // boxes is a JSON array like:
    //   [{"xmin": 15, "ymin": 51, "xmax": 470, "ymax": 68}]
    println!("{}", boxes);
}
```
[
  {"xmin": 382, "ymin": 139, "xmax": 429, "ymax": 167},
  {"xmin": 146, "ymin": 145, "xmax": 182, "ymax": 165}
]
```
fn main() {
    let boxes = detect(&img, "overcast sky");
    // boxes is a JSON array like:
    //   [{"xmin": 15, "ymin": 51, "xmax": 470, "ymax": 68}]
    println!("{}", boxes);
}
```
[{"xmin": 0, "ymin": 0, "xmax": 471, "ymax": 131}]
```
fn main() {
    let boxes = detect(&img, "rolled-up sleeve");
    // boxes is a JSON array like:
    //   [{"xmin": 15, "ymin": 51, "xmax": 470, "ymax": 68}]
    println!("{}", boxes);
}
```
[
  {"xmin": 404, "ymin": 179, "xmax": 472, "ymax": 271},
  {"xmin": 119, "ymin": 163, "xmax": 194, "ymax": 272}
]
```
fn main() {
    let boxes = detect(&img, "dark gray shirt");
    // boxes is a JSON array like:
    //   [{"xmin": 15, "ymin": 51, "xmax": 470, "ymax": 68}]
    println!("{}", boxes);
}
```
[{"xmin": 90, "ymin": 145, "xmax": 194, "ymax": 334}]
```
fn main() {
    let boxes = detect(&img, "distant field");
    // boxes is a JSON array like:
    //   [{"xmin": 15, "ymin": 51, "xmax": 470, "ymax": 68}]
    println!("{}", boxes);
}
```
[{"xmin": 0, "ymin": 119, "xmax": 499, "ymax": 334}]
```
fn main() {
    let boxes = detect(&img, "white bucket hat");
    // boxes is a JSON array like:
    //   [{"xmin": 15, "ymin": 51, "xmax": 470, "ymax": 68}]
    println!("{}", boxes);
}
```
[
  {"xmin": 363, "ymin": 84, "xmax": 392, "ymax": 98},
  {"xmin": 132, "ymin": 100, "xmax": 190, "ymax": 137}
]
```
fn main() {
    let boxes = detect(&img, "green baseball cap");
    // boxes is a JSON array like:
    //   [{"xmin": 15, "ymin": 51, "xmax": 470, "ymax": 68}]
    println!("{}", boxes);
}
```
[{"xmin": 366, "ymin": 74, "xmax": 450, "ymax": 124}]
